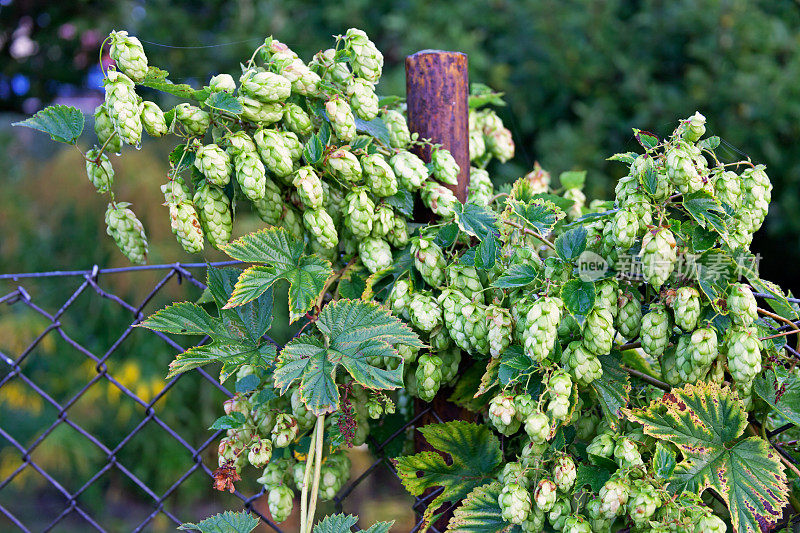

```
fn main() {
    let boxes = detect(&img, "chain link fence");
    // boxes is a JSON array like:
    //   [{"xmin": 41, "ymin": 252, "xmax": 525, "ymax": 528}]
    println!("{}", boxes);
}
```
[{"xmin": 0, "ymin": 263, "xmax": 450, "ymax": 533}]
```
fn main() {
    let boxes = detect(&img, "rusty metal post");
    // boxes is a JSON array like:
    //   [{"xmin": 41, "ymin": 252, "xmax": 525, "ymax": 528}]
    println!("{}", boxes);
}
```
[
  {"xmin": 406, "ymin": 49, "xmax": 473, "ymax": 531},
  {"xmin": 406, "ymin": 50, "xmax": 470, "ymax": 201}
]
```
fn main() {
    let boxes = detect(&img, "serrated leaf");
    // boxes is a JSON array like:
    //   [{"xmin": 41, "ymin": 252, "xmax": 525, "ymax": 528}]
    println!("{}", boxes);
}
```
[
  {"xmin": 209, "ymin": 412, "xmax": 247, "ymax": 431},
  {"xmin": 468, "ymin": 82, "xmax": 506, "ymax": 109},
  {"xmin": 633, "ymin": 128, "xmax": 659, "ymax": 150},
  {"xmin": 590, "ymin": 353, "xmax": 630, "ymax": 431},
  {"xmin": 235, "ymin": 374, "xmax": 260, "ymax": 393},
  {"xmin": 691, "ymin": 224, "xmax": 718, "ymax": 253},
  {"xmin": 355, "ymin": 115, "xmax": 392, "ymax": 146},
  {"xmin": 555, "ymin": 226, "xmax": 587, "ymax": 262},
  {"xmin": 13, "ymin": 104, "xmax": 84, "ymax": 144},
  {"xmin": 507, "ymin": 198, "xmax": 564, "ymax": 234},
  {"xmin": 447, "ymin": 481, "xmax": 520, "ymax": 533},
  {"xmin": 385, "ymin": 189, "xmax": 414, "ymax": 218},
  {"xmin": 491, "ymin": 264, "xmax": 539, "ymax": 289},
  {"xmin": 361, "ymin": 521, "xmax": 394, "ymax": 533},
  {"xmin": 394, "ymin": 421, "xmax": 502, "ymax": 531},
  {"xmin": 625, "ymin": 382, "xmax": 788, "ymax": 533},
  {"xmin": 689, "ymin": 249, "xmax": 737, "ymax": 311},
  {"xmin": 179, "ymin": 511, "xmax": 259, "ymax": 533},
  {"xmin": 221, "ymin": 228, "xmax": 332, "ymax": 320},
  {"xmin": 208, "ymin": 267, "xmax": 274, "ymax": 344},
  {"xmin": 204, "ymin": 91, "xmax": 243, "ymax": 115},
  {"xmin": 653, "ymin": 441, "xmax": 677, "ymax": 479},
  {"xmin": 473, "ymin": 234, "xmax": 499, "ymax": 270},
  {"xmin": 606, "ymin": 152, "xmax": 638, "ymax": 164},
  {"xmin": 312, "ymin": 513, "xmax": 358, "ymax": 533},
  {"xmin": 337, "ymin": 266, "xmax": 367, "ymax": 300},
  {"xmin": 317, "ymin": 299, "xmax": 423, "ymax": 349},
  {"xmin": 436, "ymin": 223, "xmax": 459, "ymax": 248},
  {"xmin": 453, "ymin": 203, "xmax": 498, "ymax": 240},
  {"xmin": 754, "ymin": 369, "xmax": 800, "ymax": 428},
  {"xmin": 748, "ymin": 276, "xmax": 798, "ymax": 321},
  {"xmin": 168, "ymin": 342, "xmax": 276, "ymax": 382},
  {"xmin": 170, "ymin": 143, "xmax": 196, "ymax": 171},
  {"xmin": 561, "ymin": 279, "xmax": 595, "ymax": 315},
  {"xmin": 639, "ymin": 156, "xmax": 658, "ymax": 196},
  {"xmin": 574, "ymin": 464, "xmax": 613, "ymax": 492},
  {"xmin": 683, "ymin": 190, "xmax": 728, "ymax": 234},
  {"xmin": 142, "ymin": 66, "xmax": 208, "ymax": 100},
  {"xmin": 559, "ymin": 170, "xmax": 586, "ymax": 190},
  {"xmin": 136, "ymin": 302, "xmax": 234, "ymax": 340},
  {"xmin": 497, "ymin": 345, "xmax": 539, "ymax": 393},
  {"xmin": 700, "ymin": 136, "xmax": 721, "ymax": 150},
  {"xmin": 273, "ymin": 335, "xmax": 338, "ymax": 414},
  {"xmin": 304, "ymin": 134, "xmax": 324, "ymax": 165},
  {"xmin": 362, "ymin": 245, "xmax": 417, "ymax": 301}
]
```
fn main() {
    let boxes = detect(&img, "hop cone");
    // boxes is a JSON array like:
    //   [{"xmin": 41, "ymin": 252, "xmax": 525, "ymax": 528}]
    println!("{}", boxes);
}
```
[
  {"xmin": 390, "ymin": 150, "xmax": 428, "ymax": 190},
  {"xmin": 689, "ymin": 327, "xmax": 717, "ymax": 370},
  {"xmin": 239, "ymin": 97, "xmax": 283, "ymax": 125},
  {"xmin": 533, "ymin": 479, "xmax": 558, "ymax": 512},
  {"xmin": 440, "ymin": 346, "xmax": 461, "ymax": 385},
  {"xmin": 293, "ymin": 166, "xmax": 324, "ymax": 209},
  {"xmin": 384, "ymin": 109, "xmax": 411, "ymax": 148},
  {"xmin": 209, "ymin": 73, "xmax": 236, "ymax": 93},
  {"xmin": 233, "ymin": 151, "xmax": 266, "ymax": 201},
  {"xmin": 726, "ymin": 326, "xmax": 762, "ymax": 384},
  {"xmin": 174, "ymin": 103, "xmax": 210, "ymax": 136},
  {"xmin": 344, "ymin": 28, "xmax": 383, "ymax": 83},
  {"xmin": 94, "ymin": 105, "xmax": 122, "ymax": 154},
  {"xmin": 388, "ymin": 278, "xmax": 413, "ymax": 320},
  {"xmin": 252, "ymin": 178, "xmax": 284, "ymax": 225},
  {"xmin": 713, "ymin": 169, "xmax": 742, "ymax": 210},
  {"xmin": 161, "ymin": 180, "xmax": 203, "ymax": 254},
  {"xmin": 193, "ymin": 182, "xmax": 232, "ymax": 249},
  {"xmin": 310, "ymin": 48, "xmax": 351, "ymax": 85},
  {"xmin": 683, "ymin": 111, "xmax": 706, "ymax": 142},
  {"xmin": 109, "ymin": 30, "xmax": 148, "ymax": 82},
  {"xmin": 347, "ymin": 78, "xmax": 379, "ymax": 120},
  {"xmin": 408, "ymin": 291, "xmax": 442, "ymax": 332},
  {"xmin": 598, "ymin": 476, "xmax": 630, "ymax": 518},
  {"xmin": 622, "ymin": 192, "xmax": 653, "ymax": 233},
  {"xmin": 421, "ymin": 181, "xmax": 458, "ymax": 218},
  {"xmin": 672, "ymin": 286, "xmax": 700, "ymax": 331},
  {"xmin": 640, "ymin": 227, "xmax": 677, "ymax": 289},
  {"xmin": 666, "ymin": 141, "xmax": 704, "ymax": 194},
  {"xmin": 499, "ymin": 483, "xmax": 531, "ymax": 525},
  {"xmin": 344, "ymin": 187, "xmax": 375, "ymax": 238},
  {"xmin": 362, "ymin": 154, "xmax": 398, "ymax": 197},
  {"xmin": 616, "ymin": 290, "xmax": 642, "ymax": 340},
  {"xmin": 370, "ymin": 204, "xmax": 393, "ymax": 238},
  {"xmin": 267, "ymin": 486, "xmax": 293, "ymax": 523},
  {"xmin": 326, "ymin": 148, "xmax": 362, "ymax": 182},
  {"xmin": 415, "ymin": 353, "xmax": 443, "ymax": 402},
  {"xmin": 387, "ymin": 214, "xmax": 410, "ymax": 248},
  {"xmin": 523, "ymin": 297, "xmax": 563, "ymax": 361},
  {"xmin": 195, "ymin": 143, "xmax": 232, "ymax": 187},
  {"xmin": 612, "ymin": 208, "xmax": 639, "ymax": 249},
  {"xmin": 240, "ymin": 68, "xmax": 291, "ymax": 102},
  {"xmin": 641, "ymin": 304, "xmax": 670, "ymax": 357},
  {"xmin": 281, "ymin": 131, "xmax": 303, "ymax": 162},
  {"xmin": 486, "ymin": 126, "xmax": 515, "ymax": 163},
  {"xmin": 325, "ymin": 97, "xmax": 356, "ymax": 142},
  {"xmin": 565, "ymin": 341, "xmax": 602, "ymax": 386},
  {"xmin": 104, "ymin": 70, "xmax": 142, "ymax": 146},
  {"xmin": 85, "ymin": 148, "xmax": 114, "ymax": 193},
  {"xmin": 431, "ymin": 148, "xmax": 459, "ymax": 186},
  {"xmin": 582, "ymin": 307, "xmax": 614, "ymax": 356},
  {"xmin": 487, "ymin": 305, "xmax": 513, "ymax": 357},
  {"xmin": 740, "ymin": 164, "xmax": 771, "ymax": 229},
  {"xmin": 359, "ymin": 237, "xmax": 392, "ymax": 273},
  {"xmin": 728, "ymin": 282, "xmax": 758, "ymax": 326},
  {"xmin": 140, "ymin": 101, "xmax": 167, "ymax": 137},
  {"xmin": 446, "ymin": 264, "xmax": 484, "ymax": 301},
  {"xmin": 489, "ymin": 394, "xmax": 519, "ymax": 436},
  {"xmin": 224, "ymin": 131, "xmax": 256, "ymax": 156},
  {"xmin": 627, "ymin": 482, "xmax": 661, "ymax": 526},
  {"xmin": 278, "ymin": 59, "xmax": 321, "ymax": 96},
  {"xmin": 105, "ymin": 202, "xmax": 148, "ymax": 264},
  {"xmin": 412, "ymin": 236, "xmax": 446, "ymax": 287},
  {"xmin": 282, "ymin": 103, "xmax": 313, "ymax": 136},
  {"xmin": 468, "ymin": 168, "xmax": 494, "ymax": 206},
  {"xmin": 254, "ymin": 128, "xmax": 293, "ymax": 179},
  {"xmin": 303, "ymin": 208, "xmax": 338, "ymax": 250}
]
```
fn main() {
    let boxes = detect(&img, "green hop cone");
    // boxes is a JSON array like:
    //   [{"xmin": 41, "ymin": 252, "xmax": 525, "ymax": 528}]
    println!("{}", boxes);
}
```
[
  {"xmin": 105, "ymin": 202, "xmax": 148, "ymax": 264},
  {"xmin": 487, "ymin": 305, "xmax": 513, "ymax": 357},
  {"xmin": 499, "ymin": 482, "xmax": 531, "ymax": 525},
  {"xmin": 309, "ymin": 47, "xmax": 351, "ymax": 85},
  {"xmin": 325, "ymin": 96, "xmax": 356, "ymax": 142},
  {"xmin": 728, "ymin": 283, "xmax": 758, "ymax": 326},
  {"xmin": 587, "ymin": 432, "xmax": 615, "ymax": 458},
  {"xmin": 596, "ymin": 278, "xmax": 620, "ymax": 318},
  {"xmin": 513, "ymin": 394, "xmax": 535, "ymax": 423},
  {"xmin": 582, "ymin": 307, "xmax": 614, "ymax": 356},
  {"xmin": 740, "ymin": 164, "xmax": 771, "ymax": 226},
  {"xmin": 252, "ymin": 177, "xmax": 284, "ymax": 225},
  {"xmin": 347, "ymin": 78, "xmax": 379, "ymax": 120},
  {"xmin": 533, "ymin": 479, "xmax": 558, "ymax": 512},
  {"xmin": 641, "ymin": 304, "xmax": 670, "ymax": 357},
  {"xmin": 388, "ymin": 278, "xmax": 413, "ymax": 320},
  {"xmin": 303, "ymin": 208, "xmax": 338, "ymax": 250},
  {"xmin": 622, "ymin": 192, "xmax": 653, "ymax": 232},
  {"xmin": 598, "ymin": 476, "xmax": 630, "ymax": 518},
  {"xmin": 665, "ymin": 141, "xmax": 704, "ymax": 194},
  {"xmin": 290, "ymin": 388, "xmax": 316, "ymax": 431},
  {"xmin": 524, "ymin": 411, "xmax": 550, "ymax": 444},
  {"xmin": 94, "ymin": 105, "xmax": 122, "ymax": 154},
  {"xmin": 431, "ymin": 147, "xmax": 459, "ymax": 186},
  {"xmin": 281, "ymin": 131, "xmax": 303, "ymax": 162},
  {"xmin": 726, "ymin": 325, "xmax": 762, "ymax": 384},
  {"xmin": 326, "ymin": 148, "xmax": 362, "ymax": 182},
  {"xmin": 616, "ymin": 290, "xmax": 642, "ymax": 340},
  {"xmin": 640, "ymin": 227, "xmax": 677, "ymax": 289},
  {"xmin": 209, "ymin": 73, "xmax": 236, "ymax": 93},
  {"xmin": 499, "ymin": 461, "xmax": 527, "ymax": 487},
  {"xmin": 695, "ymin": 513, "xmax": 727, "ymax": 533},
  {"xmin": 682, "ymin": 111, "xmax": 706, "ymax": 142},
  {"xmin": 292, "ymin": 166, "xmax": 324, "ymax": 209},
  {"xmin": 412, "ymin": 236, "xmax": 447, "ymax": 287},
  {"xmin": 565, "ymin": 341, "xmax": 602, "ymax": 386},
  {"xmin": 671, "ymin": 286, "xmax": 701, "ymax": 331},
  {"xmin": 344, "ymin": 187, "xmax": 375, "ymax": 238},
  {"xmin": 440, "ymin": 347, "xmax": 461, "ymax": 385},
  {"xmin": 553, "ymin": 455, "xmax": 576, "ymax": 491},
  {"xmin": 383, "ymin": 109, "xmax": 411, "ymax": 148},
  {"xmin": 140, "ymin": 101, "xmax": 167, "ymax": 137},
  {"xmin": 358, "ymin": 237, "xmax": 392, "ymax": 273},
  {"xmin": 194, "ymin": 143, "xmax": 232, "ymax": 187},
  {"xmin": 627, "ymin": 482, "xmax": 661, "ymax": 526},
  {"xmin": 257, "ymin": 458, "xmax": 292, "ymax": 491},
  {"xmin": 523, "ymin": 296, "xmax": 563, "ymax": 362},
  {"xmin": 613, "ymin": 436, "xmax": 644, "ymax": 468},
  {"xmin": 371, "ymin": 204, "xmax": 394, "ymax": 238},
  {"xmin": 109, "ymin": 30, "xmax": 148, "ymax": 82},
  {"xmin": 234, "ymin": 151, "xmax": 266, "ymax": 201},
  {"xmin": 408, "ymin": 291, "xmax": 442, "ymax": 332},
  {"xmin": 267, "ymin": 485, "xmax": 294, "ymax": 523},
  {"xmin": 562, "ymin": 515, "xmax": 592, "ymax": 533},
  {"xmin": 224, "ymin": 131, "xmax": 256, "ymax": 156},
  {"xmin": 282, "ymin": 103, "xmax": 313, "ymax": 136},
  {"xmin": 271, "ymin": 413, "xmax": 299, "ymax": 448},
  {"xmin": 387, "ymin": 214, "xmax": 410, "ymax": 248},
  {"xmin": 469, "ymin": 129, "xmax": 486, "ymax": 162},
  {"xmin": 421, "ymin": 181, "xmax": 458, "ymax": 218},
  {"xmin": 390, "ymin": 150, "xmax": 428, "ymax": 190},
  {"xmin": 612, "ymin": 208, "xmax": 639, "ymax": 249},
  {"xmin": 174, "ymin": 103, "xmax": 210, "ymax": 136},
  {"xmin": 239, "ymin": 68, "xmax": 291, "ymax": 102},
  {"xmin": 344, "ymin": 28, "xmax": 383, "ymax": 83},
  {"xmin": 103, "ymin": 70, "xmax": 142, "ymax": 146},
  {"xmin": 193, "ymin": 182, "xmax": 232, "ymax": 249},
  {"xmin": 486, "ymin": 126, "xmax": 515, "ymax": 163},
  {"xmin": 713, "ymin": 169, "xmax": 742, "ymax": 210},
  {"xmin": 489, "ymin": 394, "xmax": 520, "ymax": 436},
  {"xmin": 362, "ymin": 153, "xmax": 398, "ymax": 197},
  {"xmin": 446, "ymin": 263, "xmax": 484, "ymax": 301},
  {"xmin": 85, "ymin": 148, "xmax": 114, "ymax": 193},
  {"xmin": 467, "ymin": 167, "xmax": 494, "ymax": 206},
  {"xmin": 415, "ymin": 353, "xmax": 443, "ymax": 402},
  {"xmin": 278, "ymin": 59, "xmax": 321, "ymax": 97},
  {"xmin": 254, "ymin": 128, "xmax": 294, "ymax": 180},
  {"xmin": 162, "ymin": 180, "xmax": 204, "ymax": 254},
  {"xmin": 239, "ymin": 96, "xmax": 283, "ymax": 125},
  {"xmin": 689, "ymin": 326, "xmax": 718, "ymax": 369},
  {"xmin": 248, "ymin": 438, "xmax": 273, "ymax": 468}
]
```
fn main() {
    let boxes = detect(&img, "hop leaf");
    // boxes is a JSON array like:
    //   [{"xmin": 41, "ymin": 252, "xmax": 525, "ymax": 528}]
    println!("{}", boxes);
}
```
[
  {"xmin": 178, "ymin": 511, "xmax": 259, "ymax": 533},
  {"xmin": 625, "ymin": 381, "xmax": 788, "ymax": 533},
  {"xmin": 447, "ymin": 481, "xmax": 520, "ymax": 533},
  {"xmin": 13, "ymin": 104, "xmax": 84, "ymax": 144}
]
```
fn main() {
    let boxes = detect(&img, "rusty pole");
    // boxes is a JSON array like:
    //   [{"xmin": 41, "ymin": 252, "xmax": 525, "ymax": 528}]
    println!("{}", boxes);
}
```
[{"xmin": 406, "ymin": 49, "xmax": 473, "ymax": 531}]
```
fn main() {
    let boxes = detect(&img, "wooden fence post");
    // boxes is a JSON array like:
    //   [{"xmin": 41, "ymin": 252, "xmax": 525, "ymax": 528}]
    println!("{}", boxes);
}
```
[{"xmin": 405, "ymin": 49, "xmax": 473, "ymax": 530}]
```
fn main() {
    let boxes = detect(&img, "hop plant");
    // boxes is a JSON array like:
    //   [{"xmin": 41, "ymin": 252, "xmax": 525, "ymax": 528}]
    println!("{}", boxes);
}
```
[
  {"xmin": 105, "ymin": 202, "xmax": 148, "ymax": 264},
  {"xmin": 616, "ymin": 290, "xmax": 642, "ymax": 340},
  {"xmin": 383, "ymin": 109, "xmax": 411, "ymax": 149},
  {"xmin": 672, "ymin": 286, "xmax": 701, "ymax": 331},
  {"xmin": 388, "ymin": 278, "xmax": 413, "ymax": 321},
  {"xmin": 162, "ymin": 180, "xmax": 204, "ymax": 254},
  {"xmin": 408, "ymin": 291, "xmax": 442, "ymax": 332},
  {"xmin": 391, "ymin": 150, "xmax": 428, "ymax": 190},
  {"xmin": 283, "ymin": 103, "xmax": 313, "ymax": 136},
  {"xmin": 524, "ymin": 411, "xmax": 550, "ymax": 444},
  {"xmin": 523, "ymin": 296, "xmax": 563, "ymax": 362},
  {"xmin": 252, "ymin": 178, "xmax": 284, "ymax": 225},
  {"xmin": 587, "ymin": 433, "xmax": 615, "ymax": 459},
  {"xmin": 612, "ymin": 208, "xmax": 639, "ymax": 249},
  {"xmin": 714, "ymin": 169, "xmax": 742, "ymax": 210},
  {"xmin": 362, "ymin": 154, "xmax": 398, "ymax": 197},
  {"xmin": 303, "ymin": 208, "xmax": 339, "ymax": 250},
  {"xmin": 415, "ymin": 353, "xmax": 443, "ymax": 402},
  {"xmin": 412, "ymin": 236, "xmax": 447, "ymax": 287},
  {"xmin": 344, "ymin": 187, "xmax": 375, "ymax": 238},
  {"xmin": 371, "ymin": 204, "xmax": 394, "ymax": 238},
  {"xmin": 85, "ymin": 149, "xmax": 114, "ymax": 193},
  {"xmin": 467, "ymin": 168, "xmax": 494, "ymax": 206},
  {"xmin": 533, "ymin": 479, "xmax": 558, "ymax": 512},
  {"xmin": 327, "ymin": 148, "xmax": 363, "ymax": 182},
  {"xmin": 281, "ymin": 131, "xmax": 303, "ymax": 162},
  {"xmin": 421, "ymin": 181, "xmax": 458, "ymax": 218},
  {"xmin": 268, "ymin": 485, "xmax": 294, "ymax": 523},
  {"xmin": 582, "ymin": 307, "xmax": 614, "ymax": 356},
  {"xmin": 613, "ymin": 436, "xmax": 644, "ymax": 468},
  {"xmin": 489, "ymin": 394, "xmax": 520, "ymax": 436},
  {"xmin": 93, "ymin": 105, "xmax": 122, "ymax": 154},
  {"xmin": 726, "ymin": 326, "xmax": 762, "ymax": 385},
  {"xmin": 193, "ymin": 182, "xmax": 232, "ymax": 249},
  {"xmin": 292, "ymin": 166, "xmax": 324, "ymax": 209},
  {"xmin": 728, "ymin": 283, "xmax": 758, "ymax": 326},
  {"xmin": 553, "ymin": 455, "xmax": 576, "ymax": 491},
  {"xmin": 209, "ymin": 73, "xmax": 236, "ymax": 93},
  {"xmin": 627, "ymin": 482, "xmax": 661, "ymax": 526},
  {"xmin": 344, "ymin": 28, "xmax": 383, "ymax": 83},
  {"xmin": 358, "ymin": 237, "xmax": 392, "ymax": 273},
  {"xmin": 239, "ymin": 97, "xmax": 283, "ymax": 125},
  {"xmin": 174, "ymin": 103, "xmax": 210, "ymax": 136},
  {"xmin": 499, "ymin": 482, "xmax": 532, "ymax": 525},
  {"xmin": 562, "ymin": 515, "xmax": 592, "ymax": 533},
  {"xmin": 641, "ymin": 304, "xmax": 670, "ymax": 357},
  {"xmin": 347, "ymin": 78, "xmax": 379, "ymax": 120},
  {"xmin": 595, "ymin": 279, "xmax": 620, "ymax": 319},
  {"xmin": 140, "ymin": 101, "xmax": 167, "ymax": 137},
  {"xmin": 254, "ymin": 128, "xmax": 293, "ymax": 179},
  {"xmin": 565, "ymin": 341, "xmax": 602, "ymax": 386},
  {"xmin": 598, "ymin": 476, "xmax": 631, "ymax": 518},
  {"xmin": 640, "ymin": 227, "xmax": 677, "ymax": 289},
  {"xmin": 665, "ymin": 141, "xmax": 704, "ymax": 194},
  {"xmin": 104, "ymin": 70, "xmax": 142, "ymax": 146},
  {"xmin": 109, "ymin": 30, "xmax": 148, "ymax": 82},
  {"xmin": 446, "ymin": 264, "xmax": 484, "ymax": 301},
  {"xmin": 325, "ymin": 96, "xmax": 356, "ymax": 142},
  {"xmin": 271, "ymin": 413, "xmax": 298, "ymax": 448},
  {"xmin": 431, "ymin": 147, "xmax": 460, "ymax": 186},
  {"xmin": 486, "ymin": 305, "xmax": 513, "ymax": 357},
  {"xmin": 240, "ymin": 68, "xmax": 291, "ymax": 102}
]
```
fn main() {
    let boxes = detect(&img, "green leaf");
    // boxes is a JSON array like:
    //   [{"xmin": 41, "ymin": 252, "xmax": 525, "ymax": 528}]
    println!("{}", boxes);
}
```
[
  {"xmin": 273, "ymin": 335, "xmax": 338, "ymax": 414},
  {"xmin": 473, "ymin": 234, "xmax": 499, "ymax": 270},
  {"xmin": 690, "ymin": 249, "xmax": 738, "ymax": 311},
  {"xmin": 683, "ymin": 190, "xmax": 728, "ymax": 234},
  {"xmin": 168, "ymin": 342, "xmax": 276, "ymax": 382},
  {"xmin": 447, "ymin": 481, "xmax": 520, "ymax": 533},
  {"xmin": 385, "ymin": 189, "xmax": 414, "ymax": 218},
  {"xmin": 468, "ymin": 82, "xmax": 506, "ymax": 108},
  {"xmin": 316, "ymin": 299, "xmax": 423, "ymax": 350},
  {"xmin": 141, "ymin": 66, "xmax": 208, "ymax": 100},
  {"xmin": 554, "ymin": 226, "xmax": 587, "ymax": 261},
  {"xmin": 491, "ymin": 264, "xmax": 539, "ymax": 289},
  {"xmin": 208, "ymin": 267, "xmax": 274, "ymax": 344},
  {"xmin": 170, "ymin": 143, "xmax": 196, "ymax": 171},
  {"xmin": 178, "ymin": 511, "xmax": 259, "ymax": 533},
  {"xmin": 394, "ymin": 421, "xmax": 502, "ymax": 530},
  {"xmin": 137, "ymin": 302, "xmax": 234, "ymax": 340},
  {"xmin": 497, "ymin": 345, "xmax": 539, "ymax": 394},
  {"xmin": 449, "ymin": 362, "xmax": 494, "ymax": 411},
  {"xmin": 606, "ymin": 152, "xmax": 638, "ymax": 164},
  {"xmin": 747, "ymin": 276, "xmax": 799, "ymax": 321},
  {"xmin": 355, "ymin": 115, "xmax": 392, "ymax": 146},
  {"xmin": 304, "ymin": 134, "xmax": 324, "ymax": 165},
  {"xmin": 507, "ymin": 198, "xmax": 564, "ymax": 234},
  {"xmin": 633, "ymin": 128, "xmax": 659, "ymax": 150},
  {"xmin": 625, "ymin": 382, "xmax": 788, "ymax": 533},
  {"xmin": 204, "ymin": 91, "xmax": 243, "ymax": 115},
  {"xmin": 561, "ymin": 279, "xmax": 595, "ymax": 316},
  {"xmin": 574, "ymin": 464, "xmax": 613, "ymax": 493},
  {"xmin": 453, "ymin": 203, "xmax": 498, "ymax": 240},
  {"xmin": 13, "ymin": 105, "xmax": 84, "ymax": 144},
  {"xmin": 653, "ymin": 441, "xmax": 677, "ymax": 479},
  {"xmin": 313, "ymin": 514, "xmax": 358, "ymax": 533},
  {"xmin": 700, "ymin": 136, "xmax": 721, "ymax": 150},
  {"xmin": 222, "ymin": 228, "xmax": 333, "ymax": 319},
  {"xmin": 361, "ymin": 521, "xmax": 394, "ymax": 533},
  {"xmin": 377, "ymin": 95, "xmax": 404, "ymax": 107},
  {"xmin": 590, "ymin": 353, "xmax": 630, "ymax": 431},
  {"xmin": 337, "ymin": 266, "xmax": 367, "ymax": 300},
  {"xmin": 754, "ymin": 369, "xmax": 800, "ymax": 428},
  {"xmin": 690, "ymin": 224, "xmax": 718, "ymax": 253},
  {"xmin": 209, "ymin": 412, "xmax": 247, "ymax": 431},
  {"xmin": 235, "ymin": 374, "xmax": 260, "ymax": 393},
  {"xmin": 639, "ymin": 156, "xmax": 659, "ymax": 196},
  {"xmin": 435, "ymin": 223, "xmax": 459, "ymax": 248},
  {"xmin": 559, "ymin": 170, "xmax": 586, "ymax": 190}
]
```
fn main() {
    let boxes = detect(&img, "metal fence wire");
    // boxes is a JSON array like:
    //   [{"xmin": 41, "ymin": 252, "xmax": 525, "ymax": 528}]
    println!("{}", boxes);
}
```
[{"xmin": 0, "ymin": 262, "xmax": 450, "ymax": 533}]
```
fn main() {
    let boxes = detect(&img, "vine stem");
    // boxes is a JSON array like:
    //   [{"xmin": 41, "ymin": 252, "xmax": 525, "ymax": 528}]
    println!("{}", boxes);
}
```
[
  {"xmin": 757, "ymin": 307, "xmax": 800, "ymax": 351},
  {"xmin": 501, "ymin": 219, "xmax": 556, "ymax": 251},
  {"xmin": 621, "ymin": 365, "xmax": 670, "ymax": 391},
  {"xmin": 298, "ymin": 423, "xmax": 318, "ymax": 533},
  {"xmin": 305, "ymin": 413, "xmax": 326, "ymax": 531}
]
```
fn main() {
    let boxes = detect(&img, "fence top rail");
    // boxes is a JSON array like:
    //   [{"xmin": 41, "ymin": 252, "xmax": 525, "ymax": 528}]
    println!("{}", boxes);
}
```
[{"xmin": 0, "ymin": 261, "xmax": 243, "ymax": 281}]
